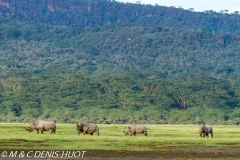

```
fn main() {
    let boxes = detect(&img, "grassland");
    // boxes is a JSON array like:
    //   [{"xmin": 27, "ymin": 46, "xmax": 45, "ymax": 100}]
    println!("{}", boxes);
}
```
[{"xmin": 0, "ymin": 123, "xmax": 240, "ymax": 151}]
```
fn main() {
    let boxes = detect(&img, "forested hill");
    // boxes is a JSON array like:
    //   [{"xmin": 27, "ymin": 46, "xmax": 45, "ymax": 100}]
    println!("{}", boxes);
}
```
[
  {"xmin": 1, "ymin": 0, "xmax": 240, "ymax": 124},
  {"xmin": 0, "ymin": 17, "xmax": 240, "ymax": 79},
  {"xmin": 0, "ymin": 0, "xmax": 240, "ymax": 35},
  {"xmin": 0, "ymin": 0, "xmax": 240, "ymax": 78}
]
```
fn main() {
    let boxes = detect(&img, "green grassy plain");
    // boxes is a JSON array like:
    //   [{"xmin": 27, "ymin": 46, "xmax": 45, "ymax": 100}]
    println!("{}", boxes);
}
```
[{"xmin": 0, "ymin": 123, "xmax": 240, "ymax": 151}]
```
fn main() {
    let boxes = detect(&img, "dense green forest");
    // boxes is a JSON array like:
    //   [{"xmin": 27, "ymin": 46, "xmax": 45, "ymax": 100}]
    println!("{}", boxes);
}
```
[
  {"xmin": 1, "ymin": 18, "xmax": 240, "ymax": 79},
  {"xmin": 1, "ymin": 70, "xmax": 240, "ymax": 124},
  {"xmin": 0, "ymin": 0, "xmax": 240, "ymax": 124}
]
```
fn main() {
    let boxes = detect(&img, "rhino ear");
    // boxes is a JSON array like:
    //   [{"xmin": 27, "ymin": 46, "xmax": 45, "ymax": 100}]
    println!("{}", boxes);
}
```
[{"xmin": 128, "ymin": 126, "xmax": 131, "ymax": 129}]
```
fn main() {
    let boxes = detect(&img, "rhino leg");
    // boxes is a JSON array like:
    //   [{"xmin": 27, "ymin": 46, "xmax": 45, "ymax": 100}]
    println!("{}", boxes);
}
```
[
  {"xmin": 51, "ymin": 128, "xmax": 56, "ymax": 134},
  {"xmin": 96, "ymin": 129, "xmax": 100, "ymax": 136},
  {"xmin": 133, "ymin": 131, "xmax": 136, "ymax": 136},
  {"xmin": 210, "ymin": 132, "xmax": 213, "ymax": 138},
  {"xmin": 41, "ymin": 130, "xmax": 44, "ymax": 134},
  {"xmin": 204, "ymin": 133, "xmax": 209, "ymax": 138}
]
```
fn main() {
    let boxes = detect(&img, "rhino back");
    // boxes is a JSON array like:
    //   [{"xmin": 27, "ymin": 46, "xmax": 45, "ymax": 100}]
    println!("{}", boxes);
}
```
[
  {"xmin": 81, "ymin": 123, "xmax": 98, "ymax": 134},
  {"xmin": 86, "ymin": 123, "xmax": 98, "ymax": 130},
  {"xmin": 205, "ymin": 125, "xmax": 213, "ymax": 132},
  {"xmin": 37, "ymin": 120, "xmax": 55, "ymax": 130},
  {"xmin": 130, "ymin": 125, "xmax": 145, "ymax": 133}
]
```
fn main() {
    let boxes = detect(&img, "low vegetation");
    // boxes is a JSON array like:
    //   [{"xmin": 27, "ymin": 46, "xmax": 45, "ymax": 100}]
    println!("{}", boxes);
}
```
[{"xmin": 1, "ymin": 124, "xmax": 240, "ymax": 151}]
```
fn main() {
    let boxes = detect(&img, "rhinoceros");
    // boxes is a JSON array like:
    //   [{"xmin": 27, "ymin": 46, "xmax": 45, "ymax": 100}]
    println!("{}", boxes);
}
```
[
  {"xmin": 76, "ymin": 122, "xmax": 87, "ymax": 135},
  {"xmin": 199, "ymin": 124, "xmax": 213, "ymax": 138},
  {"xmin": 123, "ymin": 124, "xmax": 147, "ymax": 136},
  {"xmin": 76, "ymin": 122, "xmax": 99, "ymax": 135},
  {"xmin": 25, "ymin": 119, "xmax": 56, "ymax": 134}
]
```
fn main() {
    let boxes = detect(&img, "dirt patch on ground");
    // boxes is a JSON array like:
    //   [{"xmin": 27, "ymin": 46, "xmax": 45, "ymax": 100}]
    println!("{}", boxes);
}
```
[
  {"xmin": 1, "ymin": 147, "xmax": 240, "ymax": 159},
  {"xmin": 85, "ymin": 147, "xmax": 240, "ymax": 159}
]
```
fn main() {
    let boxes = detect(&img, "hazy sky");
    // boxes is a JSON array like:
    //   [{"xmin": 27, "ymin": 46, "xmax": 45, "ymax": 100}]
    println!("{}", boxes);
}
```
[{"xmin": 119, "ymin": 0, "xmax": 240, "ymax": 13}]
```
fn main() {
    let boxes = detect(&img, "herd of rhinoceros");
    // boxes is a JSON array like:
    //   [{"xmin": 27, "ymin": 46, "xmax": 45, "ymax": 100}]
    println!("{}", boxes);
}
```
[{"xmin": 25, "ymin": 119, "xmax": 213, "ymax": 138}]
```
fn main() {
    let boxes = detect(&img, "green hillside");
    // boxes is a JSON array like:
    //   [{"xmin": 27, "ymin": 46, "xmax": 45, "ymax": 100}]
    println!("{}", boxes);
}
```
[
  {"xmin": 0, "ymin": 0, "xmax": 240, "ymax": 124},
  {"xmin": 1, "ymin": 70, "xmax": 240, "ymax": 124},
  {"xmin": 1, "ymin": 18, "xmax": 240, "ymax": 78},
  {"xmin": 1, "ymin": 0, "xmax": 240, "ymax": 35}
]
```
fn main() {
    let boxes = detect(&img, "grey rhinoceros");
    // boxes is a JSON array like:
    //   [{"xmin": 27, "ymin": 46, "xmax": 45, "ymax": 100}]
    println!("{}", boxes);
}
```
[
  {"xmin": 123, "ymin": 124, "xmax": 147, "ymax": 136},
  {"xmin": 25, "ymin": 119, "xmax": 56, "ymax": 134},
  {"xmin": 76, "ymin": 122, "xmax": 99, "ymax": 135},
  {"xmin": 199, "ymin": 125, "xmax": 213, "ymax": 138}
]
